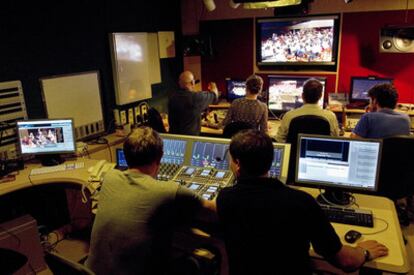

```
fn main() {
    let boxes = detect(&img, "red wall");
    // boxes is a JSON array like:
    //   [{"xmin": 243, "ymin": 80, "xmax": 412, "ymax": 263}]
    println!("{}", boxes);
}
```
[
  {"xmin": 201, "ymin": 10, "xmax": 414, "ymax": 103},
  {"xmin": 339, "ymin": 10, "xmax": 414, "ymax": 102}
]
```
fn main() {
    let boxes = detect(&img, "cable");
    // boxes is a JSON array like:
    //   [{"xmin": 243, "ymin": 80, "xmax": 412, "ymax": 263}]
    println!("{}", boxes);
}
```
[
  {"xmin": 360, "ymin": 217, "xmax": 389, "ymax": 236},
  {"xmin": 106, "ymin": 141, "xmax": 113, "ymax": 162},
  {"xmin": 318, "ymin": 189, "xmax": 356, "ymax": 208}
]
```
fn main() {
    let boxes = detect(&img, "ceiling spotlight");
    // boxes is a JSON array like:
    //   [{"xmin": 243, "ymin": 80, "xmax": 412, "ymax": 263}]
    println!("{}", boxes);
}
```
[
  {"xmin": 203, "ymin": 0, "xmax": 216, "ymax": 11},
  {"xmin": 344, "ymin": 0, "xmax": 352, "ymax": 3}
]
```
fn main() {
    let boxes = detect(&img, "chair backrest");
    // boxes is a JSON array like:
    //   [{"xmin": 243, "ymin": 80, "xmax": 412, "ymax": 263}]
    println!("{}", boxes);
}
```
[
  {"xmin": 378, "ymin": 135, "xmax": 414, "ymax": 200},
  {"xmin": 222, "ymin": 121, "xmax": 254, "ymax": 138},
  {"xmin": 286, "ymin": 115, "xmax": 331, "ymax": 184}
]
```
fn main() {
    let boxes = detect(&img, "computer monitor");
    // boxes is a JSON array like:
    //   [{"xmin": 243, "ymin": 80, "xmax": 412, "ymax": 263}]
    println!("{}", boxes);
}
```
[
  {"xmin": 295, "ymin": 134, "xmax": 382, "ymax": 205},
  {"xmin": 269, "ymin": 143, "xmax": 291, "ymax": 183},
  {"xmin": 16, "ymin": 119, "xmax": 76, "ymax": 166},
  {"xmin": 226, "ymin": 79, "xmax": 246, "ymax": 101},
  {"xmin": 190, "ymin": 141, "xmax": 230, "ymax": 170},
  {"xmin": 267, "ymin": 75, "xmax": 326, "ymax": 113},
  {"xmin": 349, "ymin": 76, "xmax": 393, "ymax": 103}
]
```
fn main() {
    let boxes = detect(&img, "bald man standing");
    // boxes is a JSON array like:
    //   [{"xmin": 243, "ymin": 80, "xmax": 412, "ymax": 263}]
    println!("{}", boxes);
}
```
[{"xmin": 168, "ymin": 71, "xmax": 218, "ymax": 135}]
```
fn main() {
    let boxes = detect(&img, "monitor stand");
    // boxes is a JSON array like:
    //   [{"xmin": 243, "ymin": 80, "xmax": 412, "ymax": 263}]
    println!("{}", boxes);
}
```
[
  {"xmin": 316, "ymin": 188, "xmax": 352, "ymax": 206},
  {"xmin": 37, "ymin": 154, "xmax": 64, "ymax": 166}
]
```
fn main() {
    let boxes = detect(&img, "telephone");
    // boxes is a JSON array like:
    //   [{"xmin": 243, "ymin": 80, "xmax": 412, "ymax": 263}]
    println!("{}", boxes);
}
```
[{"xmin": 88, "ymin": 160, "xmax": 115, "ymax": 182}]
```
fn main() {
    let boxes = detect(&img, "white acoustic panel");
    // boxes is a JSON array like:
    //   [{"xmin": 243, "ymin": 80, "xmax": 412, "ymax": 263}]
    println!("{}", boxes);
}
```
[
  {"xmin": 40, "ymin": 71, "xmax": 105, "ymax": 140},
  {"xmin": 110, "ymin": 33, "xmax": 161, "ymax": 105},
  {"xmin": 0, "ymin": 80, "xmax": 28, "ymax": 159}
]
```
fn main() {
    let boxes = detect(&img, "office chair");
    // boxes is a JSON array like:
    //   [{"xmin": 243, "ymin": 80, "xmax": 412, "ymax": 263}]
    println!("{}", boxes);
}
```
[
  {"xmin": 45, "ymin": 250, "xmax": 95, "ymax": 275},
  {"xmin": 378, "ymin": 135, "xmax": 414, "ymax": 200},
  {"xmin": 222, "ymin": 121, "xmax": 254, "ymax": 138},
  {"xmin": 377, "ymin": 135, "xmax": 414, "ymax": 226},
  {"xmin": 286, "ymin": 115, "xmax": 331, "ymax": 184}
]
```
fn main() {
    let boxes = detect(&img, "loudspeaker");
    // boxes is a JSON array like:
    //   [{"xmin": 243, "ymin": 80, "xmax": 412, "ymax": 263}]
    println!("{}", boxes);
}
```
[{"xmin": 380, "ymin": 26, "xmax": 414, "ymax": 53}]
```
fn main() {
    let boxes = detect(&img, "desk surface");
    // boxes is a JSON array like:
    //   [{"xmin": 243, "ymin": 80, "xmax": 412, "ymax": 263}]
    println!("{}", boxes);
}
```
[
  {"xmin": 0, "ymin": 159, "xmax": 99, "ymax": 197},
  {"xmin": 0, "ymin": 159, "xmax": 408, "ymax": 273},
  {"xmin": 300, "ymin": 187, "xmax": 409, "ymax": 274}
]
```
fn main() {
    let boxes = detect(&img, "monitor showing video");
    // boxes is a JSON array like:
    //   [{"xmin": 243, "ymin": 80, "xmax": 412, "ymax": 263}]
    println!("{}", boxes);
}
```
[{"xmin": 17, "ymin": 119, "xmax": 76, "ymax": 155}]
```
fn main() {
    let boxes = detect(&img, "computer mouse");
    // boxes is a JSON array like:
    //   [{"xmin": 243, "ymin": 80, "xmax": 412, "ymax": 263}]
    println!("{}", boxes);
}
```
[{"xmin": 344, "ymin": 230, "xmax": 362, "ymax": 244}]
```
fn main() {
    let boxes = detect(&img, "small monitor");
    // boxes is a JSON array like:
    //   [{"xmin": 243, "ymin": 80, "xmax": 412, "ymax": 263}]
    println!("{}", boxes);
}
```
[
  {"xmin": 295, "ymin": 134, "xmax": 382, "ymax": 205},
  {"xmin": 161, "ymin": 138, "xmax": 187, "ymax": 165},
  {"xmin": 269, "ymin": 143, "xmax": 291, "ymax": 183},
  {"xmin": 268, "ymin": 75, "xmax": 326, "ymax": 113},
  {"xmin": 116, "ymin": 137, "xmax": 187, "ymax": 168},
  {"xmin": 349, "ymin": 76, "xmax": 393, "ymax": 103},
  {"xmin": 17, "ymin": 119, "xmax": 76, "ymax": 166},
  {"xmin": 190, "ymin": 141, "xmax": 230, "ymax": 170},
  {"xmin": 226, "ymin": 79, "xmax": 246, "ymax": 101},
  {"xmin": 116, "ymin": 148, "xmax": 128, "ymax": 170}
]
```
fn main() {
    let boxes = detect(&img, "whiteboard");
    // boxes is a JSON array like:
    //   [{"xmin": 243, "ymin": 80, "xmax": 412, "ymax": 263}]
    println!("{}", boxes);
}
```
[
  {"xmin": 110, "ymin": 33, "xmax": 161, "ymax": 105},
  {"xmin": 40, "ymin": 71, "xmax": 105, "ymax": 140}
]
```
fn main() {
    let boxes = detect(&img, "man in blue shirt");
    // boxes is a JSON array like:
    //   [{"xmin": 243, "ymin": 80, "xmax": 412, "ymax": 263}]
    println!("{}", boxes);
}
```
[{"xmin": 352, "ymin": 83, "xmax": 411, "ymax": 138}]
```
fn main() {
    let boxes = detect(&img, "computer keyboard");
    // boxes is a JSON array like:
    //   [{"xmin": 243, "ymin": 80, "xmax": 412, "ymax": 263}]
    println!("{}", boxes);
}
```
[
  {"xmin": 30, "ymin": 162, "xmax": 85, "ymax": 176},
  {"xmin": 320, "ymin": 204, "xmax": 374, "ymax": 228},
  {"xmin": 157, "ymin": 163, "xmax": 181, "ymax": 181}
]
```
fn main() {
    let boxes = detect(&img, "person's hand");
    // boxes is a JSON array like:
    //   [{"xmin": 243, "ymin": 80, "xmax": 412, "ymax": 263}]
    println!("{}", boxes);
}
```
[
  {"xmin": 208, "ymin": 82, "xmax": 219, "ymax": 95},
  {"xmin": 357, "ymin": 240, "xmax": 388, "ymax": 260}
]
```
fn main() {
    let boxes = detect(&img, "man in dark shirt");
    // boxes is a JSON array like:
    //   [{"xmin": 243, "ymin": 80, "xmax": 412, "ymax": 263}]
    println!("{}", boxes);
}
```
[
  {"xmin": 168, "ymin": 71, "xmax": 218, "ymax": 135},
  {"xmin": 216, "ymin": 130, "xmax": 388, "ymax": 275}
]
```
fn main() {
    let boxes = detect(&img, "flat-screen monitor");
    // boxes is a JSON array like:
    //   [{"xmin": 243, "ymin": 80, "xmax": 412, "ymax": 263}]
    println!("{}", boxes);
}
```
[
  {"xmin": 226, "ymin": 79, "xmax": 246, "ymax": 101},
  {"xmin": 190, "ymin": 141, "xmax": 230, "ymax": 170},
  {"xmin": 267, "ymin": 75, "xmax": 326, "ymax": 112},
  {"xmin": 256, "ymin": 14, "xmax": 340, "ymax": 69},
  {"xmin": 350, "ymin": 76, "xmax": 394, "ymax": 103},
  {"xmin": 295, "ymin": 134, "xmax": 382, "ymax": 205},
  {"xmin": 17, "ymin": 119, "xmax": 76, "ymax": 166}
]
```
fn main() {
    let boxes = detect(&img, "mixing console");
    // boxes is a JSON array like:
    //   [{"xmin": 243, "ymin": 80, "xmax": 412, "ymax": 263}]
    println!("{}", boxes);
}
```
[{"xmin": 157, "ymin": 163, "xmax": 181, "ymax": 181}]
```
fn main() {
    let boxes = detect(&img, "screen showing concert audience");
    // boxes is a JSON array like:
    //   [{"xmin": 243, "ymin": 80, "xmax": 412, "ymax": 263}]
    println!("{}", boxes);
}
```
[
  {"xmin": 256, "ymin": 15, "xmax": 340, "ymax": 67},
  {"xmin": 17, "ymin": 119, "xmax": 76, "ymax": 155},
  {"xmin": 268, "ymin": 75, "xmax": 326, "ymax": 112}
]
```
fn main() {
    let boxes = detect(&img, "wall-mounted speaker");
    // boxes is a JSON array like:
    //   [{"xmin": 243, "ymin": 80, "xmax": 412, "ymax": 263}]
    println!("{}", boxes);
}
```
[{"xmin": 380, "ymin": 26, "xmax": 414, "ymax": 53}]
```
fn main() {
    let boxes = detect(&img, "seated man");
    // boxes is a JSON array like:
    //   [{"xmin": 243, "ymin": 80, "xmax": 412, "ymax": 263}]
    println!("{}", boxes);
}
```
[
  {"xmin": 168, "ymin": 71, "xmax": 218, "ymax": 136},
  {"xmin": 86, "ymin": 127, "xmax": 212, "ymax": 275},
  {"xmin": 351, "ymin": 83, "xmax": 411, "ymax": 138},
  {"xmin": 216, "ymin": 130, "xmax": 388, "ymax": 275},
  {"xmin": 276, "ymin": 79, "xmax": 339, "ymax": 143}
]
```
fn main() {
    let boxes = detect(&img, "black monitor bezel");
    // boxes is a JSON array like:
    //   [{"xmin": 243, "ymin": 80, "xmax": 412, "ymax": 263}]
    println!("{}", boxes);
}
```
[
  {"xmin": 266, "ymin": 75, "xmax": 327, "ymax": 113},
  {"xmin": 294, "ymin": 134, "xmax": 382, "ymax": 194},
  {"xmin": 16, "ymin": 118, "xmax": 76, "ymax": 156},
  {"xmin": 349, "ymin": 76, "xmax": 394, "ymax": 104},
  {"xmin": 255, "ymin": 14, "xmax": 341, "ymax": 71}
]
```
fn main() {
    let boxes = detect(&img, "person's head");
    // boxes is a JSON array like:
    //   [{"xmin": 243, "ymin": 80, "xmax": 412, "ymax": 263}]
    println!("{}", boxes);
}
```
[
  {"xmin": 123, "ymin": 127, "xmax": 163, "ymax": 174},
  {"xmin": 245, "ymin": 74, "xmax": 263, "ymax": 95},
  {"xmin": 179, "ymin": 71, "xmax": 196, "ymax": 92},
  {"xmin": 229, "ymin": 129, "xmax": 274, "ymax": 178},
  {"xmin": 302, "ymin": 78, "xmax": 323, "ymax": 104},
  {"xmin": 368, "ymin": 83, "xmax": 398, "ymax": 109}
]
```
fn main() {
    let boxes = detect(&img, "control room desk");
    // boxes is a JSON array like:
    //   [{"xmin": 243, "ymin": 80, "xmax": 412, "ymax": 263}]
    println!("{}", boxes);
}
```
[
  {"xmin": 299, "ymin": 187, "xmax": 409, "ymax": 274},
  {"xmin": 0, "ymin": 159, "xmax": 99, "ymax": 197}
]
